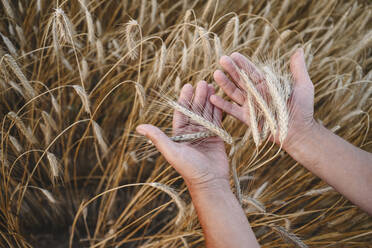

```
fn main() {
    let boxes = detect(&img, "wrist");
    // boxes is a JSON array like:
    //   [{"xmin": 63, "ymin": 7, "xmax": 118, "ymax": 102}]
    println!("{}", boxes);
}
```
[
  {"xmin": 283, "ymin": 118, "xmax": 320, "ymax": 153},
  {"xmin": 283, "ymin": 120, "xmax": 326, "ymax": 170},
  {"xmin": 187, "ymin": 177, "xmax": 231, "ymax": 197}
]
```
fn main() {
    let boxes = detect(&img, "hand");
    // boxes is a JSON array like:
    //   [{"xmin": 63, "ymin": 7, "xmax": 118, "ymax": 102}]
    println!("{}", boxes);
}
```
[
  {"xmin": 210, "ymin": 48, "xmax": 317, "ymax": 150},
  {"xmin": 136, "ymin": 81, "xmax": 230, "ymax": 191}
]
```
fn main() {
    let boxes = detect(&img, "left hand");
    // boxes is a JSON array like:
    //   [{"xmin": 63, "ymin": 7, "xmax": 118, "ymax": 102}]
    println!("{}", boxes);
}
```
[{"xmin": 136, "ymin": 81, "xmax": 230, "ymax": 191}]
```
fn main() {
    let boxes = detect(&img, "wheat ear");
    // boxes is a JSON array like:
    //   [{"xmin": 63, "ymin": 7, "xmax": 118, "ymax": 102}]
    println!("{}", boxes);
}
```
[
  {"xmin": 79, "ymin": 0, "xmax": 95, "ymax": 45},
  {"xmin": 1, "ymin": 33, "xmax": 18, "ymax": 56},
  {"xmin": 242, "ymin": 196, "xmax": 266, "ymax": 213},
  {"xmin": 166, "ymin": 100, "xmax": 233, "ymax": 144},
  {"xmin": 125, "ymin": 20, "xmax": 139, "ymax": 60},
  {"xmin": 46, "ymin": 152, "xmax": 60, "ymax": 185},
  {"xmin": 304, "ymin": 186, "xmax": 334, "ymax": 196},
  {"xmin": 72, "ymin": 85, "xmax": 91, "ymax": 114},
  {"xmin": 1, "ymin": 0, "xmax": 15, "ymax": 19},
  {"xmin": 239, "ymin": 69, "xmax": 277, "ymax": 136},
  {"xmin": 8, "ymin": 112, "xmax": 38, "ymax": 144},
  {"xmin": 246, "ymin": 94, "xmax": 260, "ymax": 146},
  {"xmin": 3, "ymin": 54, "xmax": 36, "ymax": 99},
  {"xmin": 262, "ymin": 65, "xmax": 289, "ymax": 143},
  {"xmin": 92, "ymin": 121, "xmax": 109, "ymax": 155},
  {"xmin": 170, "ymin": 131, "xmax": 214, "ymax": 142},
  {"xmin": 271, "ymin": 225, "xmax": 308, "ymax": 248},
  {"xmin": 9, "ymin": 135, "xmax": 23, "ymax": 153},
  {"xmin": 0, "ymin": 149, "xmax": 9, "ymax": 167}
]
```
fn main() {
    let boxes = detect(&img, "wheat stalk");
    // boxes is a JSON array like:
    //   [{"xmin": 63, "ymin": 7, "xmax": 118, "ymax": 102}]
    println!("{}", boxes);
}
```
[{"xmin": 149, "ymin": 182, "xmax": 186, "ymax": 225}]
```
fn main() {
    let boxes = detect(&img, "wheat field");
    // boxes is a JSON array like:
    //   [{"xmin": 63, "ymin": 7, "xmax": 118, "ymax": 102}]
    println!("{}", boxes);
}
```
[{"xmin": 0, "ymin": 0, "xmax": 371, "ymax": 247}]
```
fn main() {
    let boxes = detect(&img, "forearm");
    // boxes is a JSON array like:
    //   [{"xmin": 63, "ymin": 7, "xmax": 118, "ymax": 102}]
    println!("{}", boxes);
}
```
[
  {"xmin": 188, "ymin": 180, "xmax": 260, "ymax": 248},
  {"xmin": 285, "ymin": 122, "xmax": 372, "ymax": 214}
]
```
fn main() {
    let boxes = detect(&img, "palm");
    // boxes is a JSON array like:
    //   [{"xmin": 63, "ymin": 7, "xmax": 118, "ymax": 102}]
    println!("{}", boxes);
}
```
[
  {"xmin": 170, "ymin": 82, "xmax": 229, "ymax": 186},
  {"xmin": 137, "ymin": 82, "xmax": 229, "ymax": 187}
]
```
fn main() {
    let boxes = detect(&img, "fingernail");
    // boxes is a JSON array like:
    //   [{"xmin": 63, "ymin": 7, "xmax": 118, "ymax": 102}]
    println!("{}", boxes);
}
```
[
  {"xmin": 298, "ymin": 47, "xmax": 304, "ymax": 56},
  {"xmin": 136, "ymin": 125, "xmax": 146, "ymax": 135},
  {"xmin": 183, "ymin": 83, "xmax": 192, "ymax": 89},
  {"xmin": 220, "ymin": 55, "xmax": 229, "ymax": 63}
]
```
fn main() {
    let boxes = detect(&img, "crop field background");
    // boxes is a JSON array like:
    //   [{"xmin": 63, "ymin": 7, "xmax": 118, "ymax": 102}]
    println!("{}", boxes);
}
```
[{"xmin": 0, "ymin": 0, "xmax": 371, "ymax": 247}]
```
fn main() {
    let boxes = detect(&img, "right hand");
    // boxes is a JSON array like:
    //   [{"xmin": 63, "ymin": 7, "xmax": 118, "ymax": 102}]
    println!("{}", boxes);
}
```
[{"xmin": 210, "ymin": 48, "xmax": 317, "ymax": 150}]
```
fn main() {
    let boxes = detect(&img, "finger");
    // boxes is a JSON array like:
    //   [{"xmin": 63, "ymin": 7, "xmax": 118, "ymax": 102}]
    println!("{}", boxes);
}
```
[
  {"xmin": 219, "ymin": 55, "xmax": 245, "ymax": 90},
  {"xmin": 213, "ymin": 70, "xmax": 245, "ymax": 105},
  {"xmin": 192, "ymin": 81, "xmax": 208, "ymax": 114},
  {"xmin": 210, "ymin": 94, "xmax": 245, "ymax": 123},
  {"xmin": 290, "ymin": 48, "xmax": 312, "ymax": 87},
  {"xmin": 136, "ymin": 124, "xmax": 177, "ymax": 162},
  {"xmin": 173, "ymin": 83, "xmax": 193, "ymax": 131},
  {"xmin": 203, "ymin": 84, "xmax": 215, "ymax": 121},
  {"xmin": 230, "ymin": 52, "xmax": 265, "ymax": 84},
  {"xmin": 230, "ymin": 52, "xmax": 272, "ymax": 100}
]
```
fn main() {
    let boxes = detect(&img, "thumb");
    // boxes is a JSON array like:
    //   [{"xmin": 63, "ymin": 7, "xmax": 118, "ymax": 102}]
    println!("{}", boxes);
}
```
[
  {"xmin": 136, "ymin": 124, "xmax": 177, "ymax": 161},
  {"xmin": 290, "ymin": 48, "xmax": 313, "ymax": 87}
]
